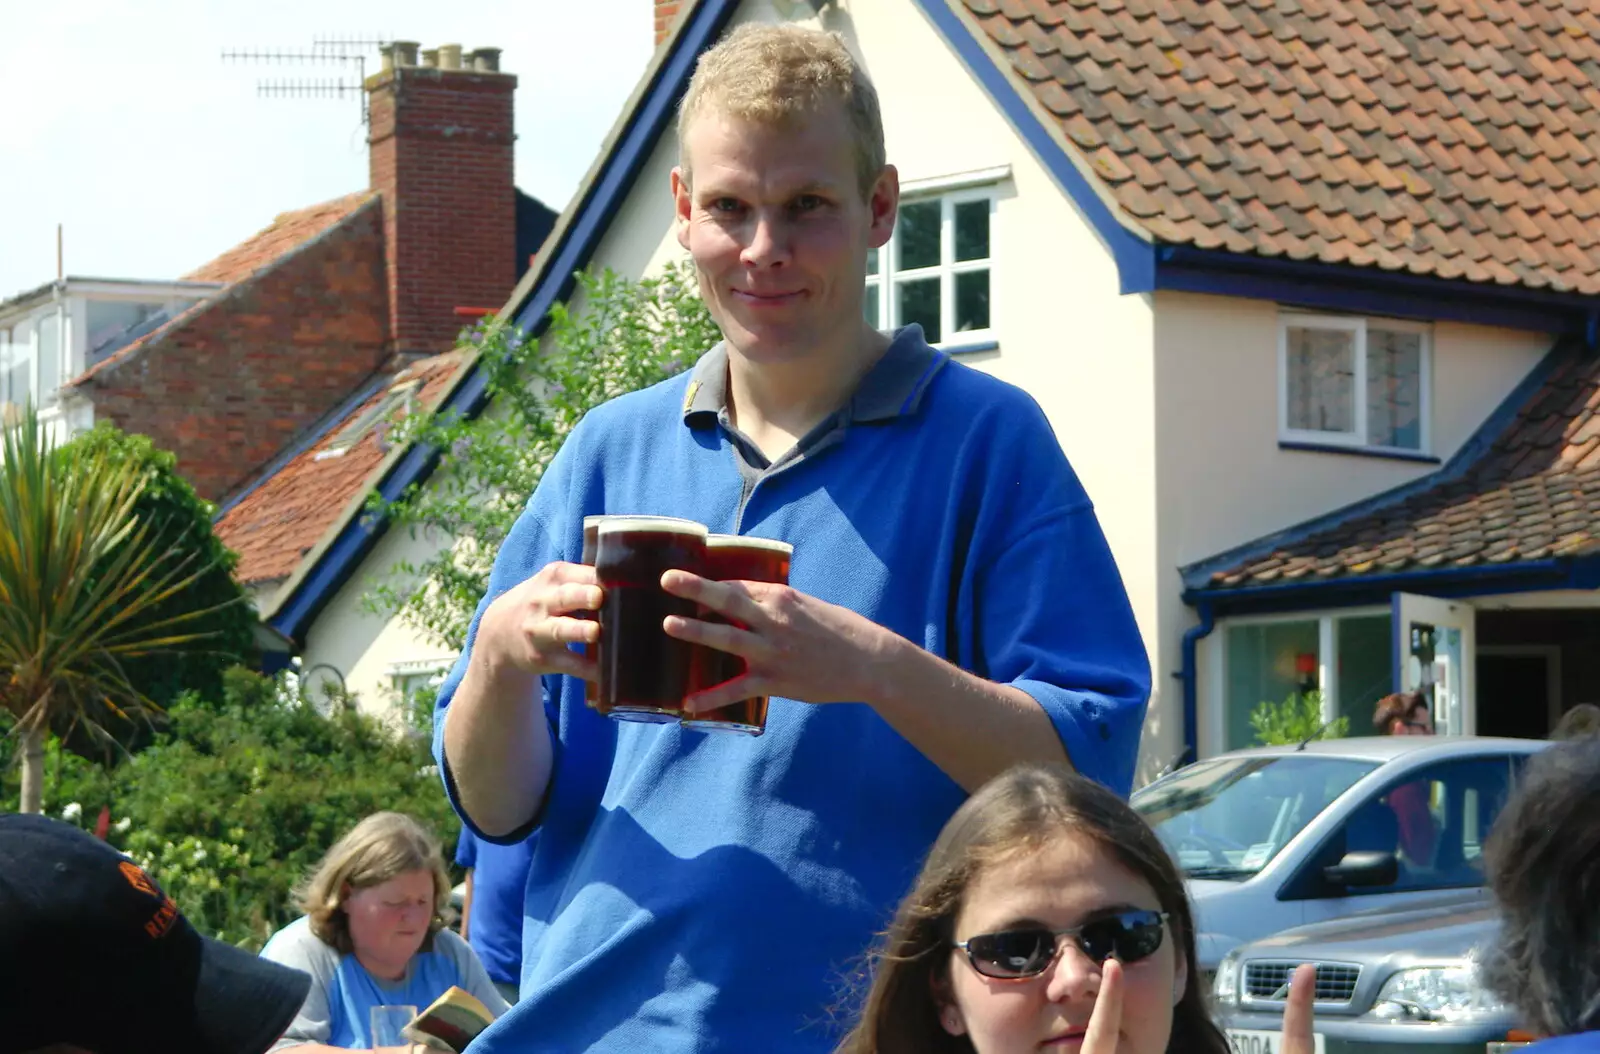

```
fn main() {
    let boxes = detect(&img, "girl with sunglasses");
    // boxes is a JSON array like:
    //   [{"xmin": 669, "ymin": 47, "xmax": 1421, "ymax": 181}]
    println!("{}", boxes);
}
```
[{"xmin": 837, "ymin": 763, "xmax": 1314, "ymax": 1054}]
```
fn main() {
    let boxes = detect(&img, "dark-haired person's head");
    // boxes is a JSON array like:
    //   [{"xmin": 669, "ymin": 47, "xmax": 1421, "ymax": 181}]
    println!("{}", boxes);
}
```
[
  {"xmin": 837, "ymin": 764, "xmax": 1224, "ymax": 1054},
  {"xmin": 1372, "ymin": 691, "xmax": 1432, "ymax": 736},
  {"xmin": 1481, "ymin": 738, "xmax": 1600, "ymax": 1045},
  {"xmin": 0, "ymin": 814, "xmax": 309, "ymax": 1054}
]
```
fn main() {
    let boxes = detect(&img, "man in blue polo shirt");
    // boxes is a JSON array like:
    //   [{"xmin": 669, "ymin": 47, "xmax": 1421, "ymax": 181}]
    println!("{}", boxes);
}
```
[
  {"xmin": 434, "ymin": 22, "xmax": 1151, "ymax": 1053},
  {"xmin": 454, "ymin": 825, "xmax": 533, "ymax": 1005}
]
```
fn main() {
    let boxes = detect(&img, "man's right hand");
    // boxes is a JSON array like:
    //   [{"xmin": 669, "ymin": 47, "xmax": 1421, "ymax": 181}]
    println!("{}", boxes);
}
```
[
  {"xmin": 445, "ymin": 561, "xmax": 600, "ymax": 838},
  {"xmin": 470, "ymin": 562, "xmax": 602, "ymax": 683}
]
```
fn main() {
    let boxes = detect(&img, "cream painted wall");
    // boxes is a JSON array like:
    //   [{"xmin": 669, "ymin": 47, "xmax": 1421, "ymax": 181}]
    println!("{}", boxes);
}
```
[
  {"xmin": 296, "ymin": 520, "xmax": 457, "ymax": 722},
  {"xmin": 1153, "ymin": 289, "xmax": 1556, "ymax": 762}
]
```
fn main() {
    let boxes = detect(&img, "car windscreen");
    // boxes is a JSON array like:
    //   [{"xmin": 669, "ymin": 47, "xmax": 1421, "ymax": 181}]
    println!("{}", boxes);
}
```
[{"xmin": 1132, "ymin": 755, "xmax": 1379, "ymax": 880}]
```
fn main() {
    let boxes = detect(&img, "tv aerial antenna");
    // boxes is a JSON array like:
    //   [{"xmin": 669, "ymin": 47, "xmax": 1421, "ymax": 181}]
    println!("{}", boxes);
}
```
[{"xmin": 221, "ymin": 36, "xmax": 393, "ymax": 126}]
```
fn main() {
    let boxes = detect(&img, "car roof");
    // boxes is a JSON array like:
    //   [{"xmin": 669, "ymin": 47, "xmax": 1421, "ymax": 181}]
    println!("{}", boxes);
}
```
[{"xmin": 1200, "ymin": 734, "xmax": 1548, "ymax": 765}]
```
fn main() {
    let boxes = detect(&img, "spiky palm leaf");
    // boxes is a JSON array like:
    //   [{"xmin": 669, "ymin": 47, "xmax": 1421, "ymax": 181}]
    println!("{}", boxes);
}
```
[{"xmin": 0, "ymin": 403, "xmax": 231, "ymax": 812}]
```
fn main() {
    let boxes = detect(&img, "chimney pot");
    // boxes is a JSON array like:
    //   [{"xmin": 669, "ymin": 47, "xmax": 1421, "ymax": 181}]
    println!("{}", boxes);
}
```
[
  {"xmin": 470, "ymin": 47, "xmax": 502, "ymax": 72},
  {"xmin": 393, "ymin": 40, "xmax": 420, "ymax": 66},
  {"xmin": 438, "ymin": 43, "xmax": 463, "ymax": 69},
  {"xmin": 420, "ymin": 47, "xmax": 439, "ymax": 67},
  {"xmin": 380, "ymin": 43, "xmax": 396, "ymax": 71}
]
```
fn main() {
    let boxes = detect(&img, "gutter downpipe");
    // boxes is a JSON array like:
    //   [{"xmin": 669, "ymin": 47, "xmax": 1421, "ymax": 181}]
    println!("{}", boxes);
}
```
[{"xmin": 1178, "ymin": 600, "xmax": 1216, "ymax": 771}]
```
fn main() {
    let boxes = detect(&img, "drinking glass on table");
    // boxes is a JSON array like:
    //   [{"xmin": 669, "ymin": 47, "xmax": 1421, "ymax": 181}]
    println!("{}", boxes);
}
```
[
  {"xmin": 682, "ymin": 535, "xmax": 792, "ymax": 735},
  {"xmin": 595, "ymin": 516, "xmax": 708, "ymax": 722},
  {"xmin": 370, "ymin": 1004, "xmax": 416, "ymax": 1052}
]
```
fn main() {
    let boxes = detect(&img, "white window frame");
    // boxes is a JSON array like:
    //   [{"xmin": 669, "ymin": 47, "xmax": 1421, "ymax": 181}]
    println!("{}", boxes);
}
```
[
  {"xmin": 1212, "ymin": 606, "xmax": 1391, "ymax": 754},
  {"xmin": 388, "ymin": 657, "xmax": 454, "ymax": 701},
  {"xmin": 865, "ymin": 181, "xmax": 1000, "ymax": 352},
  {"xmin": 1278, "ymin": 313, "xmax": 1432, "ymax": 455}
]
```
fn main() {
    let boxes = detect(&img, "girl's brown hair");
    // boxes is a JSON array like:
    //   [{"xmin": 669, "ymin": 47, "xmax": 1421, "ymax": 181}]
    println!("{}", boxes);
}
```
[
  {"xmin": 294, "ymin": 811, "xmax": 452, "ymax": 955},
  {"xmin": 836, "ymin": 764, "xmax": 1228, "ymax": 1054}
]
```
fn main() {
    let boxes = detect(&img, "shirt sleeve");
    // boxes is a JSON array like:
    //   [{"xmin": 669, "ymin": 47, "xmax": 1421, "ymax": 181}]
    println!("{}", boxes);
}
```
[
  {"xmin": 437, "ymin": 929, "xmax": 514, "ymax": 1017},
  {"xmin": 259, "ymin": 920, "xmax": 338, "ymax": 1051},
  {"xmin": 961, "ymin": 392, "xmax": 1152, "ymax": 798},
  {"xmin": 454, "ymin": 827, "xmax": 476, "ymax": 869}
]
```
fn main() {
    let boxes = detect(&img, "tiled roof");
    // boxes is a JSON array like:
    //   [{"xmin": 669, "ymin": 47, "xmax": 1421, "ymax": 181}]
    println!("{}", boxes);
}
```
[
  {"xmin": 184, "ymin": 191, "xmax": 377, "ymax": 285},
  {"xmin": 215, "ymin": 351, "xmax": 466, "ymax": 588},
  {"xmin": 959, "ymin": 0, "xmax": 1600, "ymax": 294},
  {"xmin": 71, "ymin": 192, "xmax": 379, "ymax": 386},
  {"xmin": 1193, "ymin": 338, "xmax": 1600, "ymax": 590}
]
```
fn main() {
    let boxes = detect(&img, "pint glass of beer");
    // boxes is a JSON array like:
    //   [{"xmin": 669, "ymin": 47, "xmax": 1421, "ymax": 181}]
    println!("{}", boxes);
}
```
[
  {"xmin": 579, "ymin": 515, "xmax": 609, "ymax": 712},
  {"xmin": 682, "ymin": 535, "xmax": 793, "ymax": 735},
  {"xmin": 595, "ymin": 516, "xmax": 709, "ymax": 722}
]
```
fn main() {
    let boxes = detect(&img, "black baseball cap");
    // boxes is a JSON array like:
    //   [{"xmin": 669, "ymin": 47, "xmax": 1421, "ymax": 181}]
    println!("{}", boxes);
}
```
[{"xmin": 0, "ymin": 814, "xmax": 311, "ymax": 1054}]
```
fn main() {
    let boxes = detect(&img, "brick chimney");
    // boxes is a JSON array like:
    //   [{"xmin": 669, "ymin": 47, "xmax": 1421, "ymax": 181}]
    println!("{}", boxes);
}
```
[
  {"xmin": 366, "ymin": 42, "xmax": 517, "ymax": 358},
  {"xmin": 655, "ymin": 0, "xmax": 683, "ymax": 46}
]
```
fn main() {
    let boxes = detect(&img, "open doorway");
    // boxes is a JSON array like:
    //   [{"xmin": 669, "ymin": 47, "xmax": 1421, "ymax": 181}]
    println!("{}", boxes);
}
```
[{"xmin": 1477, "ymin": 647, "xmax": 1559, "ymax": 738}]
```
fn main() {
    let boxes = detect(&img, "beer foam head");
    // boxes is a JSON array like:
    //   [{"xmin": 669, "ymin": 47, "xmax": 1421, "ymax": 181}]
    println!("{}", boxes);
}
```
[
  {"xmin": 598, "ymin": 516, "xmax": 709, "ymax": 539},
  {"xmin": 707, "ymin": 534, "xmax": 794, "ymax": 555}
]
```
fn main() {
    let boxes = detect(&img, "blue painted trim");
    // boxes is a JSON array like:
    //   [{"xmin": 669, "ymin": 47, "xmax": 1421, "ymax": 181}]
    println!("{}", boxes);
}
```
[
  {"xmin": 1178, "ymin": 602, "xmax": 1214, "ymax": 768},
  {"xmin": 941, "ymin": 338, "xmax": 999, "ymax": 356},
  {"xmin": 1181, "ymin": 337, "xmax": 1578, "ymax": 595},
  {"xmin": 911, "ymin": 0, "xmax": 1157, "ymax": 294},
  {"xmin": 1277, "ymin": 441, "xmax": 1441, "ymax": 466},
  {"xmin": 1183, "ymin": 556, "xmax": 1600, "ymax": 618},
  {"xmin": 268, "ymin": 0, "xmax": 742, "ymax": 645},
  {"xmin": 1156, "ymin": 246, "xmax": 1597, "ymax": 336},
  {"xmin": 1390, "ymin": 592, "xmax": 1403, "ymax": 696}
]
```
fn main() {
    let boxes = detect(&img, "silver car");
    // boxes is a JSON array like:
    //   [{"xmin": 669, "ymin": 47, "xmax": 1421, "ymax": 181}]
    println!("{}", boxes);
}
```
[
  {"xmin": 1131, "ymin": 736, "xmax": 1546, "ymax": 974},
  {"xmin": 1212, "ymin": 889, "xmax": 1517, "ymax": 1054}
]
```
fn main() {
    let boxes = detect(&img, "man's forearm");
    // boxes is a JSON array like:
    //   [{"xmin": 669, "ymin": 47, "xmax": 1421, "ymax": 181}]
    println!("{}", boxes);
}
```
[
  {"xmin": 864, "ymin": 635, "xmax": 1069, "ymax": 792},
  {"xmin": 443, "ymin": 654, "xmax": 553, "ymax": 838}
]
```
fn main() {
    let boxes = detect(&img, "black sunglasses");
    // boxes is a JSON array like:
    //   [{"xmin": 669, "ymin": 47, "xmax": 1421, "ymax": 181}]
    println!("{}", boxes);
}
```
[{"xmin": 953, "ymin": 909, "xmax": 1169, "ymax": 980}]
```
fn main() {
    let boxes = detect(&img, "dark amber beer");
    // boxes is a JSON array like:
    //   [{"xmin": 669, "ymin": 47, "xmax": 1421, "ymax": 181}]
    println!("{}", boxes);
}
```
[
  {"xmin": 682, "ymin": 535, "xmax": 793, "ymax": 735},
  {"xmin": 596, "ymin": 517, "xmax": 708, "ymax": 722},
  {"xmin": 579, "ymin": 516, "xmax": 608, "ymax": 711}
]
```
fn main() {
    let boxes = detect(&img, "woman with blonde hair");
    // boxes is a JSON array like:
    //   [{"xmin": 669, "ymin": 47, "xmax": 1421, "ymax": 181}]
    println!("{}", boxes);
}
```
[{"xmin": 261, "ymin": 812, "xmax": 508, "ymax": 1051}]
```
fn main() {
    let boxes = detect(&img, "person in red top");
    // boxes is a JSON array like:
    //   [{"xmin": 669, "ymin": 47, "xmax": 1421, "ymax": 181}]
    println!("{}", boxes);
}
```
[{"xmin": 1374, "ymin": 691, "xmax": 1438, "ymax": 867}]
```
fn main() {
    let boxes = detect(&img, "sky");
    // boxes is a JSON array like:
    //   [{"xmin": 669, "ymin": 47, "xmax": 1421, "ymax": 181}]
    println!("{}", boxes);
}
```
[{"xmin": 0, "ymin": 0, "xmax": 658, "ymax": 301}]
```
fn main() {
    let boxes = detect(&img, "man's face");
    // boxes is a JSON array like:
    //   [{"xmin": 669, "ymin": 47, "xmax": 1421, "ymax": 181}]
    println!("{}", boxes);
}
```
[{"xmin": 672, "ymin": 104, "xmax": 896, "ymax": 364}]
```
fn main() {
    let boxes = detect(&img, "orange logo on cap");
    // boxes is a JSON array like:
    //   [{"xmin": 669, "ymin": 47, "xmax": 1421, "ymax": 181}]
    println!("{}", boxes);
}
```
[{"xmin": 118, "ymin": 860, "xmax": 180, "ymax": 939}]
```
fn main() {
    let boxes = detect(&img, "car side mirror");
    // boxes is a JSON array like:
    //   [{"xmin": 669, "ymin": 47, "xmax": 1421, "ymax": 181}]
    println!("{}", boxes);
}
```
[{"xmin": 1324, "ymin": 850, "xmax": 1398, "ymax": 887}]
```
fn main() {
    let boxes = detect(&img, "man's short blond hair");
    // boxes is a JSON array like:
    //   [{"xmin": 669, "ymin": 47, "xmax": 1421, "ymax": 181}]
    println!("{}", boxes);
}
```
[{"xmin": 677, "ymin": 23, "xmax": 886, "ymax": 199}]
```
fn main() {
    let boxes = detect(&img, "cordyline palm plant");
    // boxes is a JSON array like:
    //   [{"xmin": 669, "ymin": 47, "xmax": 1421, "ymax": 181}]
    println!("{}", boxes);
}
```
[{"xmin": 0, "ymin": 403, "xmax": 228, "ymax": 814}]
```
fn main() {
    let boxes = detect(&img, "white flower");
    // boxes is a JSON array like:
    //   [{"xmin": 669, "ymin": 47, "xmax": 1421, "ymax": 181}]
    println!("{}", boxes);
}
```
[
  {"xmin": 61, "ymin": 802, "xmax": 82, "ymax": 823},
  {"xmin": 113, "ymin": 817, "xmax": 132, "ymax": 834},
  {"xmin": 191, "ymin": 847, "xmax": 207, "ymax": 864}
]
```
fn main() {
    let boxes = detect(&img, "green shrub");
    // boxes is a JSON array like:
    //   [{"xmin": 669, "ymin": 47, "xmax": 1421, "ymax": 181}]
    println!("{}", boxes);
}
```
[
  {"xmin": 1249, "ymin": 690, "xmax": 1348, "ymax": 746},
  {"xmin": 1, "ymin": 667, "xmax": 458, "ymax": 948}
]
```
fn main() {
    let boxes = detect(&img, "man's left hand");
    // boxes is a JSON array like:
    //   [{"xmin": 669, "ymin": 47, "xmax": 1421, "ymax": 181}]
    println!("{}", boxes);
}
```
[{"xmin": 659, "ymin": 570, "xmax": 898, "ymax": 713}]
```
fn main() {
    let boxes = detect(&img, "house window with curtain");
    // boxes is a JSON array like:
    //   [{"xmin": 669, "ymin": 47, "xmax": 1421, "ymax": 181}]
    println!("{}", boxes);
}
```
[
  {"xmin": 1279, "ymin": 313, "xmax": 1430, "ymax": 454},
  {"xmin": 864, "ymin": 186, "xmax": 995, "ymax": 351}
]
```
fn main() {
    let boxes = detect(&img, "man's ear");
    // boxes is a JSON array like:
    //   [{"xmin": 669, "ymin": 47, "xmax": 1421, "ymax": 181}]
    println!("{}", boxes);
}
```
[
  {"xmin": 867, "ymin": 164, "xmax": 899, "ymax": 250},
  {"xmin": 671, "ymin": 166, "xmax": 694, "ymax": 250},
  {"xmin": 1173, "ymin": 950, "xmax": 1189, "ymax": 1007}
]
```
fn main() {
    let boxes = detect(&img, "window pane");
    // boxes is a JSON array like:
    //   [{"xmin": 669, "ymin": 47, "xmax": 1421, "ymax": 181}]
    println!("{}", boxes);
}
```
[
  {"xmin": 2, "ymin": 332, "xmax": 31, "ymax": 407},
  {"xmin": 1336, "ymin": 614, "xmax": 1392, "ymax": 737},
  {"xmin": 866, "ymin": 246, "xmax": 880, "ymax": 277},
  {"xmin": 1367, "ymin": 329, "xmax": 1423, "ymax": 450},
  {"xmin": 955, "ymin": 269, "xmax": 989, "ymax": 333},
  {"xmin": 898, "ymin": 277, "xmax": 941, "ymax": 344},
  {"xmin": 863, "ymin": 282, "xmax": 880, "ymax": 327},
  {"xmin": 955, "ymin": 200, "xmax": 989, "ymax": 261},
  {"xmin": 1285, "ymin": 326, "xmax": 1355, "ymax": 434},
  {"xmin": 897, "ymin": 200, "xmax": 941, "ymax": 271},
  {"xmin": 36, "ymin": 315, "xmax": 59, "ymax": 408},
  {"xmin": 1226, "ymin": 620, "xmax": 1320, "ymax": 750},
  {"xmin": 86, "ymin": 300, "xmax": 164, "ymax": 363}
]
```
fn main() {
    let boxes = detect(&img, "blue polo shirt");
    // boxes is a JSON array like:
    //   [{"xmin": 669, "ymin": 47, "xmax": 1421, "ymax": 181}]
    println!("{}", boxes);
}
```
[
  {"xmin": 433, "ymin": 326, "xmax": 1151, "ymax": 1053},
  {"xmin": 455, "ymin": 827, "xmax": 536, "ymax": 988}
]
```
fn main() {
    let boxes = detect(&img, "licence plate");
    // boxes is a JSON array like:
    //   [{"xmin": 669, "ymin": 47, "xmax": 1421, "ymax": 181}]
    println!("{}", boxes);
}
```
[{"xmin": 1226, "ymin": 1029, "xmax": 1326, "ymax": 1054}]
